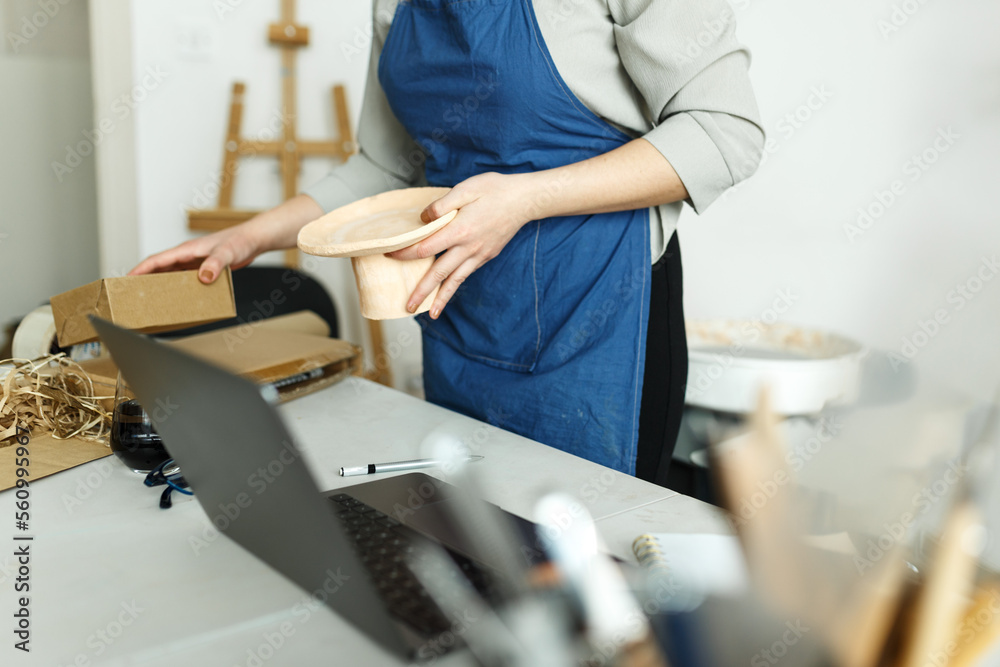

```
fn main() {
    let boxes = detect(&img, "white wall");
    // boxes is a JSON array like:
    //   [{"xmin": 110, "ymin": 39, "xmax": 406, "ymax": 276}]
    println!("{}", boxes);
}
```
[
  {"xmin": 0, "ymin": 0, "xmax": 99, "ymax": 337},
  {"xmin": 113, "ymin": 0, "xmax": 423, "ymax": 390},
  {"xmin": 680, "ymin": 0, "xmax": 1000, "ymax": 401}
]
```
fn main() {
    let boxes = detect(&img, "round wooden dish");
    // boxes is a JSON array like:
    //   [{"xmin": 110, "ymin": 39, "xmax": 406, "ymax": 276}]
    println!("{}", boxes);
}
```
[{"xmin": 297, "ymin": 188, "xmax": 457, "ymax": 320}]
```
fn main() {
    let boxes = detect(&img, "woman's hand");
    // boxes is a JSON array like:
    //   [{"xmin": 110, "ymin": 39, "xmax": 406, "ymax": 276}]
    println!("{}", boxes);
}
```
[
  {"xmin": 129, "ymin": 194, "xmax": 325, "ymax": 283},
  {"xmin": 388, "ymin": 140, "xmax": 689, "ymax": 318},
  {"xmin": 129, "ymin": 225, "xmax": 263, "ymax": 283},
  {"xmin": 387, "ymin": 172, "xmax": 536, "ymax": 318}
]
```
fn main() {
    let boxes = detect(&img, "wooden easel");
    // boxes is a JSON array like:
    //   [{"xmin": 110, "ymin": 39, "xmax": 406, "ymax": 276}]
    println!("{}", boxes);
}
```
[
  {"xmin": 187, "ymin": 0, "xmax": 394, "ymax": 388},
  {"xmin": 187, "ymin": 0, "xmax": 354, "ymax": 268}
]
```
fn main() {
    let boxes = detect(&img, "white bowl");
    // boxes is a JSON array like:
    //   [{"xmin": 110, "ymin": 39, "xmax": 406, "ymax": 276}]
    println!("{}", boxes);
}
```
[{"xmin": 684, "ymin": 319, "xmax": 866, "ymax": 415}]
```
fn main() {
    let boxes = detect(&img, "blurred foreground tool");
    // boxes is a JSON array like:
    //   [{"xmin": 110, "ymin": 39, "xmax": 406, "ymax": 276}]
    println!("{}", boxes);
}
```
[
  {"xmin": 896, "ymin": 501, "xmax": 983, "ymax": 667},
  {"xmin": 948, "ymin": 584, "xmax": 1000, "ymax": 667},
  {"xmin": 709, "ymin": 389, "xmax": 849, "ymax": 633},
  {"xmin": 825, "ymin": 544, "xmax": 909, "ymax": 667},
  {"xmin": 711, "ymin": 387, "xmax": 805, "ymax": 604},
  {"xmin": 407, "ymin": 437, "xmax": 669, "ymax": 666},
  {"xmin": 896, "ymin": 393, "xmax": 998, "ymax": 667},
  {"xmin": 710, "ymin": 387, "xmax": 928, "ymax": 667},
  {"xmin": 536, "ymin": 493, "xmax": 668, "ymax": 667}
]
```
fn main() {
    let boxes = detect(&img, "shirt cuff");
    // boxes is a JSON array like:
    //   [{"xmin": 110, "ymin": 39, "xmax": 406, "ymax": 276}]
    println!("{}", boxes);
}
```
[{"xmin": 643, "ymin": 112, "xmax": 735, "ymax": 215}]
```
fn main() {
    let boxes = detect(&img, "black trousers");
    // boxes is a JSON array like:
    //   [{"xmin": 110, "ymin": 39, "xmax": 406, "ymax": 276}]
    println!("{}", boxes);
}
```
[{"xmin": 635, "ymin": 232, "xmax": 688, "ymax": 486}]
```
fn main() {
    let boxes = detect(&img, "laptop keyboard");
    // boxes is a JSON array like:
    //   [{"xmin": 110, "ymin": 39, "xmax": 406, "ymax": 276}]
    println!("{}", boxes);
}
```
[{"xmin": 329, "ymin": 493, "xmax": 498, "ymax": 637}]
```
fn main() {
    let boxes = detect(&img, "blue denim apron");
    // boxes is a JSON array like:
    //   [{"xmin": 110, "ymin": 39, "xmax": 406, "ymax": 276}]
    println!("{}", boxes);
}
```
[{"xmin": 378, "ymin": 0, "xmax": 650, "ymax": 473}]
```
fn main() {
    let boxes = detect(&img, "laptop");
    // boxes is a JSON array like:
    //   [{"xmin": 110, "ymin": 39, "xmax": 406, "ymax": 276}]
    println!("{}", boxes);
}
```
[{"xmin": 90, "ymin": 317, "xmax": 542, "ymax": 660}]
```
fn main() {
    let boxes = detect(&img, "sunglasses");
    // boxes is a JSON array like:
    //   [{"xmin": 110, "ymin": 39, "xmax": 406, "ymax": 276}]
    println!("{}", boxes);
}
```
[{"xmin": 144, "ymin": 458, "xmax": 193, "ymax": 509}]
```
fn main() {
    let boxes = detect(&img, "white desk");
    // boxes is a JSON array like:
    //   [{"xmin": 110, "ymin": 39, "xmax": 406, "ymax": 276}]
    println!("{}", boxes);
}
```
[{"xmin": 3, "ymin": 378, "xmax": 728, "ymax": 666}]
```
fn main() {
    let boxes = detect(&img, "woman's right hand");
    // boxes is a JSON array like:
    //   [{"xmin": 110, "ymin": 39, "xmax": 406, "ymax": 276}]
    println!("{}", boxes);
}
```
[
  {"xmin": 129, "ymin": 194, "xmax": 326, "ymax": 284},
  {"xmin": 128, "ymin": 225, "xmax": 262, "ymax": 284}
]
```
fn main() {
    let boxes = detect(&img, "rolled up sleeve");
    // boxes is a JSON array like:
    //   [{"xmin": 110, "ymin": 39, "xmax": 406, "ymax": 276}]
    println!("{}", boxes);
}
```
[{"xmin": 611, "ymin": 0, "xmax": 765, "ymax": 213}]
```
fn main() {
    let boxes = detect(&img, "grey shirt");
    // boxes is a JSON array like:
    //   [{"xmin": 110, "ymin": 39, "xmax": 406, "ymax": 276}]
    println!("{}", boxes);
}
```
[{"xmin": 304, "ymin": 0, "xmax": 765, "ymax": 262}]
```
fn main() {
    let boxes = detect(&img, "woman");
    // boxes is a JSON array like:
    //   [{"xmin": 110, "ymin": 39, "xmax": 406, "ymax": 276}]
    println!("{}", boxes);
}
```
[{"xmin": 132, "ymin": 0, "xmax": 764, "ymax": 483}]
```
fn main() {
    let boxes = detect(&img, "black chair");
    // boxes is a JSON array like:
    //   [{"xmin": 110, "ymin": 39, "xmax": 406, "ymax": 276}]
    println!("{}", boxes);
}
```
[{"xmin": 154, "ymin": 266, "xmax": 339, "ymax": 339}]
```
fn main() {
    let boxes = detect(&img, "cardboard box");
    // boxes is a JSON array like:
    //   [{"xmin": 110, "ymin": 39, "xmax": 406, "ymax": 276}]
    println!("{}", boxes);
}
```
[
  {"xmin": 78, "ymin": 311, "xmax": 362, "ymax": 405},
  {"xmin": 51, "ymin": 269, "xmax": 236, "ymax": 347},
  {"xmin": 172, "ymin": 324, "xmax": 362, "ymax": 402},
  {"xmin": 0, "ymin": 432, "xmax": 112, "ymax": 492}
]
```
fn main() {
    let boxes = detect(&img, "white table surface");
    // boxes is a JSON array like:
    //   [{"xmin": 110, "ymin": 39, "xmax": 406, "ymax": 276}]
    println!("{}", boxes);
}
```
[{"xmin": 2, "ymin": 378, "xmax": 728, "ymax": 666}]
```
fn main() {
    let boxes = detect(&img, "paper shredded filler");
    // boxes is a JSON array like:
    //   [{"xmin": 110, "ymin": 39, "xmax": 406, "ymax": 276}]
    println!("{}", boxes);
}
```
[{"xmin": 0, "ymin": 354, "xmax": 112, "ymax": 445}]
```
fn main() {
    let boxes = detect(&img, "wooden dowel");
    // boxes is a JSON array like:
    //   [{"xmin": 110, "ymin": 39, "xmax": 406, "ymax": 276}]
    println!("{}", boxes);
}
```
[
  {"xmin": 333, "ymin": 85, "xmax": 355, "ymax": 156},
  {"xmin": 219, "ymin": 82, "xmax": 246, "ymax": 209}
]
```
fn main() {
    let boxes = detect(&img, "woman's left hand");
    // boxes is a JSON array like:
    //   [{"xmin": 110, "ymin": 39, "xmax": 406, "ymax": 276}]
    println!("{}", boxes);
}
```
[{"xmin": 387, "ymin": 171, "xmax": 536, "ymax": 318}]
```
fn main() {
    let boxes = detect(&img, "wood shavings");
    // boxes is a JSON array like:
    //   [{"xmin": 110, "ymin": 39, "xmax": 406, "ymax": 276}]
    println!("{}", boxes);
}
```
[{"xmin": 0, "ymin": 354, "xmax": 113, "ymax": 446}]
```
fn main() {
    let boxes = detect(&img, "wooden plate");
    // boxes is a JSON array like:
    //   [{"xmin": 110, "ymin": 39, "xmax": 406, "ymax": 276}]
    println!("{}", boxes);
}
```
[{"xmin": 297, "ymin": 187, "xmax": 457, "ymax": 258}]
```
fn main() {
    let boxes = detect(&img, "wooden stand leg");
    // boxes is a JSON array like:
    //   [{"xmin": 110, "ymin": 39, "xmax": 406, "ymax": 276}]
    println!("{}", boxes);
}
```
[
  {"xmin": 365, "ymin": 319, "xmax": 394, "ymax": 388},
  {"xmin": 220, "ymin": 82, "xmax": 246, "ymax": 209},
  {"xmin": 333, "ymin": 85, "xmax": 354, "ymax": 156}
]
